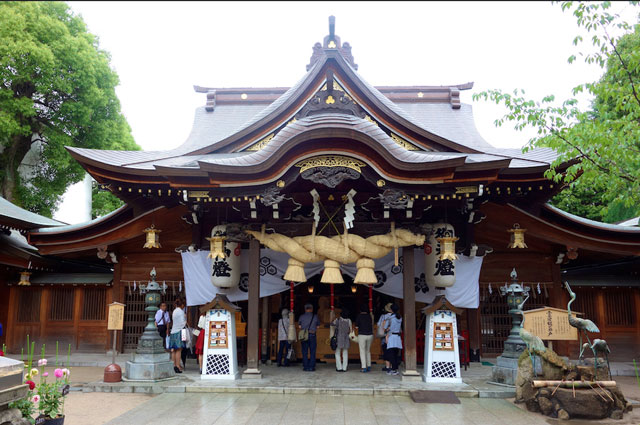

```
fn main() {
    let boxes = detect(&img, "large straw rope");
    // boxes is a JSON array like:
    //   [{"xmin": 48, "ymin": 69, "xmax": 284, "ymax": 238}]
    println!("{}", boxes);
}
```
[{"xmin": 245, "ymin": 229, "xmax": 424, "ymax": 264}]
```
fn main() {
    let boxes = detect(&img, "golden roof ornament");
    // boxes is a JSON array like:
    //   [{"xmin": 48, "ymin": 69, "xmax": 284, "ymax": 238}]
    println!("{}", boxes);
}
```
[
  {"xmin": 18, "ymin": 271, "xmax": 31, "ymax": 286},
  {"xmin": 436, "ymin": 236, "xmax": 459, "ymax": 261},
  {"xmin": 508, "ymin": 223, "xmax": 528, "ymax": 249},
  {"xmin": 143, "ymin": 224, "xmax": 162, "ymax": 249}
]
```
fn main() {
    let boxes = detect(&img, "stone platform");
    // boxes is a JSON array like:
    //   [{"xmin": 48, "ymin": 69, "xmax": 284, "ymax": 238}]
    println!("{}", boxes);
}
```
[{"xmin": 81, "ymin": 362, "xmax": 515, "ymax": 398}]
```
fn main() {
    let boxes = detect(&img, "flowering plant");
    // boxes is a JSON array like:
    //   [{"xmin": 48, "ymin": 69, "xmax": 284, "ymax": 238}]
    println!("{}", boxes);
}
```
[{"xmin": 9, "ymin": 339, "xmax": 71, "ymax": 424}]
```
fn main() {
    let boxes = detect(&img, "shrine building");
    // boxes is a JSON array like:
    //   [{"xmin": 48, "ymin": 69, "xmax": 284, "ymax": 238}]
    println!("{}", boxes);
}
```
[{"xmin": 2, "ymin": 18, "xmax": 640, "ymax": 375}]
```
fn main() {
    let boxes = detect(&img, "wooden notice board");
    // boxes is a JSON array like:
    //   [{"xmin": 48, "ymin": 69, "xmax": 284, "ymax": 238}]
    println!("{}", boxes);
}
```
[
  {"xmin": 523, "ymin": 307, "xmax": 580, "ymax": 341},
  {"xmin": 107, "ymin": 302, "xmax": 125, "ymax": 331},
  {"xmin": 208, "ymin": 321, "xmax": 228, "ymax": 349},
  {"xmin": 433, "ymin": 322, "xmax": 454, "ymax": 351}
]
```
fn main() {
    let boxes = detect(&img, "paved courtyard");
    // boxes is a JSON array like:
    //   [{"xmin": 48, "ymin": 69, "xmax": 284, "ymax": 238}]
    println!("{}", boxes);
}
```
[
  {"xmin": 101, "ymin": 393, "xmax": 557, "ymax": 425},
  {"xmin": 61, "ymin": 392, "xmax": 639, "ymax": 425}
]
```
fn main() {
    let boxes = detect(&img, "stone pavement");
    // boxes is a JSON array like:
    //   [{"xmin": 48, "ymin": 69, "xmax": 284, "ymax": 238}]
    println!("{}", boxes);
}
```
[
  {"xmin": 83, "ymin": 361, "xmax": 515, "ymax": 398},
  {"xmin": 102, "ymin": 392, "xmax": 558, "ymax": 425}
]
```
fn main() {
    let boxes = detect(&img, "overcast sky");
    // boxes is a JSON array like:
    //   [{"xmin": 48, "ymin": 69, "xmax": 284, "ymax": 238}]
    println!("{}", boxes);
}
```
[{"xmin": 53, "ymin": 1, "xmax": 636, "ymax": 224}]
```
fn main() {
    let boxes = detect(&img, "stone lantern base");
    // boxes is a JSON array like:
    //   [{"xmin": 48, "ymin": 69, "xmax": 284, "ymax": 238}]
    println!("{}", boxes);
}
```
[{"xmin": 124, "ymin": 352, "xmax": 175, "ymax": 381}]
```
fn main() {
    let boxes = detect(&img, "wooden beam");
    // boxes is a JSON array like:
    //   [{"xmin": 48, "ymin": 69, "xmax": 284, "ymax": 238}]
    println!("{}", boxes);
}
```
[
  {"xmin": 243, "ymin": 238, "xmax": 262, "ymax": 378},
  {"xmin": 401, "ymin": 247, "xmax": 419, "ymax": 379}
]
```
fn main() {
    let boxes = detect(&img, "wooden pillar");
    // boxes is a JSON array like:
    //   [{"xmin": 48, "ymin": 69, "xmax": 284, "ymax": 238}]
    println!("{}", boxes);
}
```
[
  {"xmin": 402, "ymin": 247, "xmax": 420, "ymax": 380},
  {"xmin": 261, "ymin": 295, "xmax": 269, "ymax": 363},
  {"xmin": 468, "ymin": 308, "xmax": 481, "ymax": 359},
  {"xmin": 243, "ymin": 238, "xmax": 262, "ymax": 378}
]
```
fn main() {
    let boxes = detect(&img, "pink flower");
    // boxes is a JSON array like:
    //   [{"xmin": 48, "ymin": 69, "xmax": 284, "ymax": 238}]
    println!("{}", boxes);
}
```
[
  {"xmin": 42, "ymin": 372, "xmax": 49, "ymax": 377},
  {"xmin": 31, "ymin": 395, "xmax": 40, "ymax": 403},
  {"xmin": 37, "ymin": 359, "xmax": 47, "ymax": 367},
  {"xmin": 25, "ymin": 380, "xmax": 35, "ymax": 390},
  {"xmin": 54, "ymin": 368, "xmax": 64, "ymax": 378}
]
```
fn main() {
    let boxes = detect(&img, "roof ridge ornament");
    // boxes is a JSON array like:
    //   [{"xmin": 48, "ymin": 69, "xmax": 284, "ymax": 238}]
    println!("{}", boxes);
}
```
[{"xmin": 307, "ymin": 16, "xmax": 358, "ymax": 71}]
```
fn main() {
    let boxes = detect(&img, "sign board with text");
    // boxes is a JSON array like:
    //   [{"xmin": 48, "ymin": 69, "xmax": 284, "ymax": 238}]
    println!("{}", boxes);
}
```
[
  {"xmin": 523, "ymin": 307, "xmax": 581, "ymax": 341},
  {"xmin": 107, "ymin": 302, "xmax": 125, "ymax": 330}
]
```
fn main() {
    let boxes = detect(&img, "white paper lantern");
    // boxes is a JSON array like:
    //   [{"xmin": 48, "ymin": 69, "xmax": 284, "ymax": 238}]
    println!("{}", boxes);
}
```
[
  {"xmin": 424, "ymin": 222, "xmax": 456, "ymax": 288},
  {"xmin": 208, "ymin": 225, "xmax": 241, "ymax": 290}
]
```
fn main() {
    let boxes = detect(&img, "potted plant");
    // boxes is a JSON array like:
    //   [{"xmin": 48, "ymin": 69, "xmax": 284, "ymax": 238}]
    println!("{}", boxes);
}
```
[{"xmin": 9, "ymin": 339, "xmax": 71, "ymax": 425}]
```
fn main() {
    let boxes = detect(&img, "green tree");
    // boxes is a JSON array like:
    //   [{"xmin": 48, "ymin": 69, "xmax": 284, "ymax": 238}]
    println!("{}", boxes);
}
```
[
  {"xmin": 0, "ymin": 1, "xmax": 139, "ymax": 217},
  {"xmin": 473, "ymin": 1, "xmax": 640, "ymax": 222},
  {"xmin": 91, "ymin": 182, "xmax": 124, "ymax": 219}
]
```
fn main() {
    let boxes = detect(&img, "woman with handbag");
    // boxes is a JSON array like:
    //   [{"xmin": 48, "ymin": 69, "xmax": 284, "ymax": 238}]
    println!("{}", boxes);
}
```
[
  {"xmin": 194, "ymin": 312, "xmax": 206, "ymax": 373},
  {"xmin": 331, "ymin": 309, "xmax": 352, "ymax": 372},
  {"xmin": 169, "ymin": 298, "xmax": 186, "ymax": 374},
  {"xmin": 377, "ymin": 303, "xmax": 393, "ymax": 372},
  {"xmin": 385, "ymin": 304, "xmax": 403, "ymax": 376},
  {"xmin": 276, "ymin": 308, "xmax": 291, "ymax": 367}
]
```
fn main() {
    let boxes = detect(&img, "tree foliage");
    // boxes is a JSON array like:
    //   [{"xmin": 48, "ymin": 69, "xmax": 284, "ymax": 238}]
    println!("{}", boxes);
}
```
[
  {"xmin": 0, "ymin": 1, "xmax": 138, "ymax": 217},
  {"xmin": 473, "ymin": 1, "xmax": 640, "ymax": 223},
  {"xmin": 91, "ymin": 182, "xmax": 123, "ymax": 220}
]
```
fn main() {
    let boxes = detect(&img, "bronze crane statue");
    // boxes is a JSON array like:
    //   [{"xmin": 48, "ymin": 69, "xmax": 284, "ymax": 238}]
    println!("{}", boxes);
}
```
[
  {"xmin": 518, "ymin": 310, "xmax": 546, "ymax": 374},
  {"xmin": 582, "ymin": 339, "xmax": 612, "ymax": 380},
  {"xmin": 565, "ymin": 281, "xmax": 600, "ymax": 359}
]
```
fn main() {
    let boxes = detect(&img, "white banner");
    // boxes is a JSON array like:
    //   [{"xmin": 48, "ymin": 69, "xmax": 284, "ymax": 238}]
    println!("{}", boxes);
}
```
[{"xmin": 181, "ymin": 248, "xmax": 482, "ymax": 308}]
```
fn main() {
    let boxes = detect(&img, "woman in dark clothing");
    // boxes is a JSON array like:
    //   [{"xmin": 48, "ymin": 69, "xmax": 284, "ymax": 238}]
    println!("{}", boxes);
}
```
[{"xmin": 355, "ymin": 304, "xmax": 374, "ymax": 373}]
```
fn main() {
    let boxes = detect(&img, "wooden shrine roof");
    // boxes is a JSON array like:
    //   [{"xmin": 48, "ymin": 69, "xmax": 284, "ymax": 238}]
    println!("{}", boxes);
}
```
[
  {"xmin": 0, "ymin": 196, "xmax": 65, "ymax": 232},
  {"xmin": 64, "ymin": 26, "xmax": 560, "ymax": 190}
]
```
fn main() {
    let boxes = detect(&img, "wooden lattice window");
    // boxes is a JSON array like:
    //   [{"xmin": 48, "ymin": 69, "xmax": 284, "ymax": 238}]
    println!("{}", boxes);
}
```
[
  {"xmin": 572, "ymin": 289, "xmax": 599, "ymax": 328},
  {"xmin": 479, "ymin": 283, "xmax": 551, "ymax": 355},
  {"xmin": 123, "ymin": 283, "xmax": 185, "ymax": 350},
  {"xmin": 604, "ymin": 289, "xmax": 634, "ymax": 326},
  {"xmin": 49, "ymin": 287, "xmax": 75, "ymax": 321},
  {"xmin": 82, "ymin": 288, "xmax": 106, "ymax": 321},
  {"xmin": 17, "ymin": 289, "xmax": 42, "ymax": 323}
]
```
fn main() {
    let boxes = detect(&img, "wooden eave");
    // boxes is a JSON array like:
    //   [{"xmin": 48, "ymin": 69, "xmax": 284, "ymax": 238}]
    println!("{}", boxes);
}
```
[
  {"xmin": 477, "ymin": 202, "xmax": 640, "ymax": 256},
  {"xmin": 421, "ymin": 295, "xmax": 464, "ymax": 315},
  {"xmin": 199, "ymin": 294, "xmax": 241, "ymax": 314},
  {"xmin": 27, "ymin": 206, "xmax": 182, "ymax": 255}
]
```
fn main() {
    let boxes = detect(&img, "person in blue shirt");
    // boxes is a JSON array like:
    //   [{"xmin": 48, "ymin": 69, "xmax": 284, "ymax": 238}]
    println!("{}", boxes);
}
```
[
  {"xmin": 385, "ymin": 304, "xmax": 403, "ymax": 376},
  {"xmin": 155, "ymin": 302, "xmax": 171, "ymax": 350},
  {"xmin": 297, "ymin": 304, "xmax": 319, "ymax": 372}
]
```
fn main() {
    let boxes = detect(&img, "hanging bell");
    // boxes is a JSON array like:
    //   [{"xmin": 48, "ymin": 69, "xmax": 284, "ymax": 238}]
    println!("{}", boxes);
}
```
[
  {"xmin": 436, "ymin": 236, "xmax": 459, "ymax": 261},
  {"xmin": 142, "ymin": 224, "xmax": 162, "ymax": 249},
  {"xmin": 507, "ymin": 223, "xmax": 528, "ymax": 249},
  {"xmin": 18, "ymin": 271, "xmax": 31, "ymax": 286}
]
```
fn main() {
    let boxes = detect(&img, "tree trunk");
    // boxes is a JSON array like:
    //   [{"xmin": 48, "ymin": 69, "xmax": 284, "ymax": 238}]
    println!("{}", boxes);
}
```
[{"xmin": 1, "ymin": 134, "xmax": 33, "ymax": 203}]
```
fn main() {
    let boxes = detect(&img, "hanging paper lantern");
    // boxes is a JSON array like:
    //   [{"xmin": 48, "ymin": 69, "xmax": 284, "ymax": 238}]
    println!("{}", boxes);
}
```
[
  {"xmin": 425, "ymin": 222, "xmax": 456, "ymax": 288},
  {"xmin": 207, "ymin": 225, "xmax": 241, "ymax": 290},
  {"xmin": 507, "ymin": 223, "xmax": 528, "ymax": 249},
  {"xmin": 142, "ymin": 224, "xmax": 161, "ymax": 249},
  {"xmin": 307, "ymin": 285, "xmax": 314, "ymax": 294},
  {"xmin": 18, "ymin": 271, "xmax": 31, "ymax": 286},
  {"xmin": 351, "ymin": 285, "xmax": 357, "ymax": 294}
]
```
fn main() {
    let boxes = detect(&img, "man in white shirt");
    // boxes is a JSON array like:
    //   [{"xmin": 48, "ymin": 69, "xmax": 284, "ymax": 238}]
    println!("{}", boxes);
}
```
[{"xmin": 155, "ymin": 302, "xmax": 170, "ymax": 349}]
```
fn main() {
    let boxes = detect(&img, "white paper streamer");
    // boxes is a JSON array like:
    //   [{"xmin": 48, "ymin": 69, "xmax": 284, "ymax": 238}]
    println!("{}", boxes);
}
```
[
  {"xmin": 310, "ymin": 189, "xmax": 320, "ymax": 226},
  {"xmin": 344, "ymin": 189, "xmax": 357, "ymax": 229}
]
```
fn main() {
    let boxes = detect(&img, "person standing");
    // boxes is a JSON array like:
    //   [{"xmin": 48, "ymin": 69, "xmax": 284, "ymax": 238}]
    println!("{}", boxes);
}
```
[
  {"xmin": 169, "ymin": 298, "xmax": 186, "ymax": 374},
  {"xmin": 195, "ymin": 311, "xmax": 206, "ymax": 374},
  {"xmin": 155, "ymin": 302, "xmax": 171, "ymax": 350},
  {"xmin": 331, "ymin": 309, "xmax": 352, "ymax": 372},
  {"xmin": 385, "ymin": 304, "xmax": 403, "ymax": 376},
  {"xmin": 355, "ymin": 304, "xmax": 374, "ymax": 373},
  {"xmin": 298, "ymin": 304, "xmax": 319, "ymax": 372},
  {"xmin": 377, "ymin": 303, "xmax": 393, "ymax": 372},
  {"xmin": 276, "ymin": 308, "xmax": 291, "ymax": 367}
]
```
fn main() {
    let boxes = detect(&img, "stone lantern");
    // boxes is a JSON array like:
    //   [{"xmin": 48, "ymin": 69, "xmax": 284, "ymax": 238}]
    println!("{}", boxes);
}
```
[
  {"xmin": 124, "ymin": 267, "xmax": 175, "ymax": 381},
  {"xmin": 490, "ymin": 268, "xmax": 531, "ymax": 386}
]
